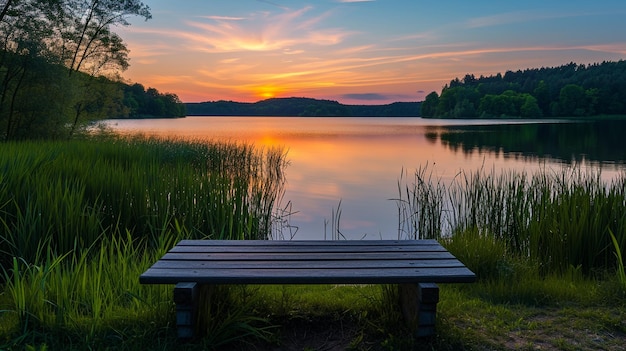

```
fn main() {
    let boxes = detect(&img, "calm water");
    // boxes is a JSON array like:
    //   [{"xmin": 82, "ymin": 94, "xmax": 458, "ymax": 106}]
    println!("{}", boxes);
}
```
[{"xmin": 103, "ymin": 117, "xmax": 626, "ymax": 240}]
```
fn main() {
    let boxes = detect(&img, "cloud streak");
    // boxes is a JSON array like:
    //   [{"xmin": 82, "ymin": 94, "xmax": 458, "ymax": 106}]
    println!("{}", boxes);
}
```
[
  {"xmin": 202, "ymin": 16, "xmax": 245, "ymax": 21},
  {"xmin": 119, "ymin": 2, "xmax": 626, "ymax": 103},
  {"xmin": 177, "ymin": 7, "xmax": 349, "ymax": 53}
]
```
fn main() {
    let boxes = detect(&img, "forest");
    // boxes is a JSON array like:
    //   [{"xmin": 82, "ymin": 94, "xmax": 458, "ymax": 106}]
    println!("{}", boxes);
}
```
[
  {"xmin": 421, "ymin": 60, "xmax": 626, "ymax": 118},
  {"xmin": 186, "ymin": 97, "xmax": 421, "ymax": 117},
  {"xmin": 120, "ymin": 82, "xmax": 186, "ymax": 119},
  {"xmin": 0, "ymin": 0, "xmax": 185, "ymax": 141}
]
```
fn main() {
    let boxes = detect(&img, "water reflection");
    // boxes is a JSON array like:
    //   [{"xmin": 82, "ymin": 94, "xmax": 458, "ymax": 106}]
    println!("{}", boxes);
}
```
[
  {"xmin": 426, "ymin": 120, "xmax": 626, "ymax": 167},
  {"xmin": 104, "ymin": 117, "xmax": 626, "ymax": 240}
]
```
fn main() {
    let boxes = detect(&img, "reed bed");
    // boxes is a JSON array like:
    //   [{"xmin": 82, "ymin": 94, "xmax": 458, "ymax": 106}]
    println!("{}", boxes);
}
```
[
  {"xmin": 0, "ymin": 136, "xmax": 287, "ymax": 260},
  {"xmin": 0, "ymin": 136, "xmax": 287, "ymax": 348},
  {"xmin": 398, "ymin": 164, "xmax": 626, "ymax": 277}
]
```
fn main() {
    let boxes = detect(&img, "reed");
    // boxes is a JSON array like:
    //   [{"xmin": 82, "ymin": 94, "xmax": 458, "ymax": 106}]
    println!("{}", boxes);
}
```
[
  {"xmin": 398, "ymin": 165, "xmax": 626, "ymax": 277},
  {"xmin": 395, "ymin": 164, "xmax": 445, "ymax": 240},
  {"xmin": 0, "ymin": 136, "xmax": 288, "ymax": 348},
  {"xmin": 195, "ymin": 285, "xmax": 274, "ymax": 349},
  {"xmin": 1, "ymin": 230, "xmax": 174, "ymax": 347},
  {"xmin": 609, "ymin": 229, "xmax": 626, "ymax": 292},
  {"xmin": 0, "ymin": 136, "xmax": 287, "ymax": 262}
]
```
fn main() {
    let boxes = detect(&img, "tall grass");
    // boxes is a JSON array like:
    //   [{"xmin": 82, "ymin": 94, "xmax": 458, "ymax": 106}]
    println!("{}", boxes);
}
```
[
  {"xmin": 0, "ymin": 136, "xmax": 288, "ymax": 348},
  {"xmin": 396, "ymin": 164, "xmax": 446, "ymax": 239},
  {"xmin": 609, "ymin": 229, "xmax": 626, "ymax": 292},
  {"xmin": 1, "ymin": 230, "xmax": 175, "ymax": 348},
  {"xmin": 0, "ymin": 136, "xmax": 287, "ymax": 262},
  {"xmin": 398, "ymin": 164, "xmax": 626, "ymax": 277}
]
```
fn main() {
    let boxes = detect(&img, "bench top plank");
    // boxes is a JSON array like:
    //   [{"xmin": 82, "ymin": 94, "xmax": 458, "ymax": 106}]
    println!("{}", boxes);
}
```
[
  {"xmin": 148, "ymin": 258, "xmax": 465, "ymax": 269},
  {"xmin": 161, "ymin": 251, "xmax": 456, "ymax": 261},
  {"xmin": 175, "ymin": 239, "xmax": 442, "ymax": 247},
  {"xmin": 168, "ymin": 244, "xmax": 448, "ymax": 254},
  {"xmin": 140, "ymin": 240, "xmax": 476, "ymax": 285},
  {"xmin": 141, "ymin": 267, "xmax": 475, "ymax": 285}
]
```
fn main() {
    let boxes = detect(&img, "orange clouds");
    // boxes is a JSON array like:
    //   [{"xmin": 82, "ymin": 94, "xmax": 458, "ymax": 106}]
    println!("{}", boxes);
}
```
[
  {"xmin": 117, "ymin": 3, "xmax": 626, "ymax": 104},
  {"xmin": 180, "ymin": 6, "xmax": 347, "ymax": 53}
]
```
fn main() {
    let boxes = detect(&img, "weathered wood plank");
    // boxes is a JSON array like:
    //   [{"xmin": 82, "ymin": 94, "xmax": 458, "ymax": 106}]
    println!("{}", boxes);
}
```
[
  {"xmin": 168, "ymin": 245, "xmax": 447, "ymax": 254},
  {"xmin": 148, "ymin": 258, "xmax": 466, "ymax": 270},
  {"xmin": 140, "ymin": 266, "xmax": 476, "ymax": 285},
  {"xmin": 175, "ymin": 239, "xmax": 440, "ymax": 247},
  {"xmin": 160, "ymin": 251, "xmax": 456, "ymax": 261},
  {"xmin": 140, "ymin": 239, "xmax": 477, "ymax": 285}
]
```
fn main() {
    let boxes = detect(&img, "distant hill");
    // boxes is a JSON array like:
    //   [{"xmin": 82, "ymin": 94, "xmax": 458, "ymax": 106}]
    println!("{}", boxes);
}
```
[{"xmin": 185, "ymin": 97, "xmax": 421, "ymax": 117}]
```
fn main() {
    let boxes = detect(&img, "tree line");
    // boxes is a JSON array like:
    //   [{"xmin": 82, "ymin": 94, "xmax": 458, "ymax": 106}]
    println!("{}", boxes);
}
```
[
  {"xmin": 421, "ymin": 61, "xmax": 626, "ymax": 118},
  {"xmin": 186, "ymin": 97, "xmax": 421, "ymax": 117},
  {"xmin": 0, "ymin": 0, "xmax": 184, "ymax": 141},
  {"xmin": 120, "ymin": 83, "xmax": 186, "ymax": 119}
]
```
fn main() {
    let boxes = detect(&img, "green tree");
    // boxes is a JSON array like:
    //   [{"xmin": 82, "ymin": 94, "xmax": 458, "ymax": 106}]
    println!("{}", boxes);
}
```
[
  {"xmin": 59, "ymin": 0, "xmax": 152, "ymax": 137},
  {"xmin": 479, "ymin": 94, "xmax": 513, "ymax": 117},
  {"xmin": 421, "ymin": 91, "xmax": 439, "ymax": 117},
  {"xmin": 0, "ymin": 0, "xmax": 152, "ymax": 139},
  {"xmin": 119, "ymin": 83, "xmax": 185, "ymax": 118},
  {"xmin": 558, "ymin": 84, "xmax": 586, "ymax": 116},
  {"xmin": 585, "ymin": 88, "xmax": 599, "ymax": 116},
  {"xmin": 437, "ymin": 86, "xmax": 479, "ymax": 118},
  {"xmin": 532, "ymin": 80, "xmax": 550, "ymax": 116},
  {"xmin": 429, "ymin": 61, "xmax": 626, "ymax": 118},
  {"xmin": 0, "ymin": 0, "xmax": 69, "ymax": 140},
  {"xmin": 520, "ymin": 94, "xmax": 542, "ymax": 118},
  {"xmin": 61, "ymin": 0, "xmax": 151, "ymax": 76}
]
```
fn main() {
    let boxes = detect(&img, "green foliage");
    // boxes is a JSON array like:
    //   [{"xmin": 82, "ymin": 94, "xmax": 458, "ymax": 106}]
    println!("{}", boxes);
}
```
[
  {"xmin": 478, "ymin": 90, "xmax": 542, "ymax": 118},
  {"xmin": 195, "ymin": 286, "xmax": 275, "ymax": 349},
  {"xmin": 420, "ymin": 91, "xmax": 439, "ymax": 117},
  {"xmin": 609, "ymin": 229, "xmax": 626, "ymax": 292},
  {"xmin": 398, "ymin": 165, "xmax": 626, "ymax": 277},
  {"xmin": 1, "ymin": 232, "xmax": 174, "ymax": 349},
  {"xmin": 0, "ymin": 0, "xmax": 161, "ymax": 140},
  {"xmin": 559, "ymin": 84, "xmax": 587, "ymax": 116},
  {"xmin": 396, "ymin": 164, "xmax": 445, "ymax": 240},
  {"xmin": 0, "ymin": 137, "xmax": 287, "ymax": 349},
  {"xmin": 436, "ymin": 86, "xmax": 480, "ymax": 118},
  {"xmin": 423, "ymin": 60, "xmax": 626, "ymax": 118},
  {"xmin": 121, "ymin": 83, "xmax": 186, "ymax": 118},
  {"xmin": 0, "ymin": 137, "xmax": 287, "ymax": 262},
  {"xmin": 520, "ymin": 94, "xmax": 543, "ymax": 117},
  {"xmin": 442, "ymin": 227, "xmax": 511, "ymax": 281}
]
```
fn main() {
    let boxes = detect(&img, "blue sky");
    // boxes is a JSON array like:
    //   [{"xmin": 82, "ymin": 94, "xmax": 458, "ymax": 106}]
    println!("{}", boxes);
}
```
[{"xmin": 117, "ymin": 0, "xmax": 626, "ymax": 104}]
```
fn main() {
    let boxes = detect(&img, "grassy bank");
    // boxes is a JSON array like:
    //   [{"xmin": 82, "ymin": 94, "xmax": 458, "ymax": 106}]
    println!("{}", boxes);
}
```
[
  {"xmin": 0, "ymin": 137, "xmax": 287, "ymax": 349},
  {"xmin": 1, "ymin": 139, "xmax": 625, "ymax": 350}
]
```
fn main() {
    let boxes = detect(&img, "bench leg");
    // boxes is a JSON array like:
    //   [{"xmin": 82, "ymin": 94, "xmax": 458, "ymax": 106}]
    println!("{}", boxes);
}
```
[
  {"xmin": 173, "ymin": 282, "xmax": 198, "ymax": 339},
  {"xmin": 399, "ymin": 283, "xmax": 439, "ymax": 338}
]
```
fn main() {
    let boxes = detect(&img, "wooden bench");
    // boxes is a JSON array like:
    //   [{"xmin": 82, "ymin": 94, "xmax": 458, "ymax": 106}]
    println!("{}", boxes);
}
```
[{"xmin": 140, "ymin": 239, "xmax": 476, "ymax": 339}]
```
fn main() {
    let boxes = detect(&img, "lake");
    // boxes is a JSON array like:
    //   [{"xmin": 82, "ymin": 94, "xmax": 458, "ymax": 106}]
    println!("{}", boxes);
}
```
[{"xmin": 103, "ymin": 117, "xmax": 626, "ymax": 240}]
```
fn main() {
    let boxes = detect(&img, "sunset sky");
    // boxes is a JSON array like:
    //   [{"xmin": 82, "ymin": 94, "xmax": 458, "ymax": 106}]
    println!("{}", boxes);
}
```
[{"xmin": 118, "ymin": 0, "xmax": 626, "ymax": 104}]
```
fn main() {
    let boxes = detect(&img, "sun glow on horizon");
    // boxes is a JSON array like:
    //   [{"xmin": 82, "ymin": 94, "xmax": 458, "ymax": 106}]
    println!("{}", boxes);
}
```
[
  {"xmin": 253, "ymin": 85, "xmax": 285, "ymax": 100},
  {"xmin": 119, "ymin": 1, "xmax": 626, "ymax": 104}
]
